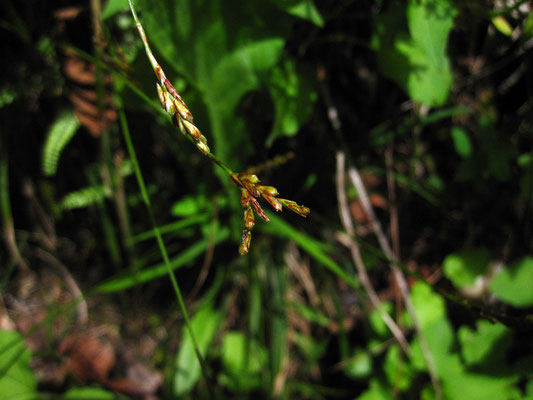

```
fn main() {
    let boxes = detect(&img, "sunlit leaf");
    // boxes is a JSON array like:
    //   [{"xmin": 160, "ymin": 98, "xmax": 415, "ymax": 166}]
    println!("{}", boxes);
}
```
[
  {"xmin": 0, "ymin": 330, "xmax": 38, "ymax": 400},
  {"xmin": 372, "ymin": 0, "xmax": 457, "ymax": 106},
  {"xmin": 490, "ymin": 257, "xmax": 533, "ymax": 307},
  {"xmin": 443, "ymin": 249, "xmax": 491, "ymax": 288}
]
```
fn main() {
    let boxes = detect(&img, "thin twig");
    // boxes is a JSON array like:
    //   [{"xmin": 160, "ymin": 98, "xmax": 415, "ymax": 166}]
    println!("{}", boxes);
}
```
[
  {"xmin": 347, "ymin": 165, "xmax": 442, "ymax": 400},
  {"xmin": 335, "ymin": 152, "xmax": 410, "ymax": 355}
]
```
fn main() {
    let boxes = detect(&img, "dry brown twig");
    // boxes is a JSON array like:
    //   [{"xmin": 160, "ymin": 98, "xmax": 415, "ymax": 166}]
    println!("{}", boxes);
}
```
[
  {"xmin": 335, "ymin": 152, "xmax": 410, "ymax": 355},
  {"xmin": 347, "ymin": 164, "xmax": 442, "ymax": 400}
]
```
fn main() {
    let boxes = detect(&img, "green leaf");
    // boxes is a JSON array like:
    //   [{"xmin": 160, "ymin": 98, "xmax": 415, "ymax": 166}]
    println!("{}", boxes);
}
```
[
  {"xmin": 344, "ymin": 348, "xmax": 372, "ymax": 379},
  {"xmin": 289, "ymin": 301, "xmax": 331, "ymax": 327},
  {"xmin": 42, "ymin": 110, "xmax": 80, "ymax": 176},
  {"xmin": 356, "ymin": 379, "xmax": 392, "ymax": 400},
  {"xmin": 62, "ymin": 387, "xmax": 115, "ymax": 399},
  {"xmin": 95, "ymin": 227, "xmax": 229, "ymax": 292},
  {"xmin": 384, "ymin": 344, "xmax": 415, "ymax": 391},
  {"xmin": 102, "ymin": 0, "xmax": 128, "ymax": 19},
  {"xmin": 174, "ymin": 303, "xmax": 224, "ymax": 396},
  {"xmin": 408, "ymin": 282, "xmax": 453, "ymax": 372},
  {"xmin": 443, "ymin": 249, "xmax": 491, "ymax": 288},
  {"xmin": 266, "ymin": 59, "xmax": 317, "ymax": 146},
  {"xmin": 523, "ymin": 10, "xmax": 533, "ymax": 40},
  {"xmin": 492, "ymin": 16, "xmax": 513, "ymax": 37},
  {"xmin": 369, "ymin": 301, "xmax": 393, "ymax": 338},
  {"xmin": 170, "ymin": 195, "xmax": 207, "ymax": 217},
  {"xmin": 269, "ymin": 0, "xmax": 324, "ymax": 27},
  {"xmin": 490, "ymin": 257, "xmax": 533, "ymax": 307},
  {"xmin": 291, "ymin": 331, "xmax": 328, "ymax": 363},
  {"xmin": 0, "ymin": 330, "xmax": 39, "ymax": 400},
  {"xmin": 458, "ymin": 320, "xmax": 510, "ymax": 366},
  {"xmin": 450, "ymin": 127, "xmax": 472, "ymax": 158},
  {"xmin": 220, "ymin": 331, "xmax": 267, "ymax": 393},
  {"xmin": 372, "ymin": 0, "xmax": 457, "ymax": 106},
  {"xmin": 439, "ymin": 354, "xmax": 520, "ymax": 400}
]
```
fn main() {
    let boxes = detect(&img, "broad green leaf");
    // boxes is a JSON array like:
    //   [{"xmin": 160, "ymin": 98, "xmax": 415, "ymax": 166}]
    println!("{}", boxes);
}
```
[
  {"xmin": 450, "ymin": 127, "xmax": 472, "ymax": 158},
  {"xmin": 372, "ymin": 0, "xmax": 457, "ymax": 106},
  {"xmin": 102, "ymin": 0, "xmax": 128, "ymax": 19},
  {"xmin": 220, "ymin": 331, "xmax": 267, "ymax": 393},
  {"xmin": 266, "ymin": 59, "xmax": 317, "ymax": 146},
  {"xmin": 443, "ymin": 249, "xmax": 491, "ymax": 288},
  {"xmin": 95, "ymin": 227, "xmax": 229, "ymax": 292},
  {"xmin": 439, "ymin": 354, "xmax": 520, "ymax": 400},
  {"xmin": 490, "ymin": 257, "xmax": 533, "ymax": 307},
  {"xmin": 458, "ymin": 320, "xmax": 510, "ymax": 366},
  {"xmin": 62, "ymin": 387, "xmax": 115, "ymax": 399},
  {"xmin": 174, "ymin": 303, "xmax": 224, "ymax": 396},
  {"xmin": 42, "ymin": 110, "xmax": 80, "ymax": 176},
  {"xmin": 0, "ymin": 330, "xmax": 39, "ymax": 400}
]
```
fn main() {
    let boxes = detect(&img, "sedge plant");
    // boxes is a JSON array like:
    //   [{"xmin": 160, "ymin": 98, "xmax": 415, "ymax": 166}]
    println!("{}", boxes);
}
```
[{"xmin": 127, "ymin": 0, "xmax": 309, "ymax": 255}]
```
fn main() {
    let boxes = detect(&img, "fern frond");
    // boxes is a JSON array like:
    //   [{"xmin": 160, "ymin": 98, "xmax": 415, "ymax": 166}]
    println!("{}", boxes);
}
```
[
  {"xmin": 42, "ymin": 110, "xmax": 80, "ymax": 176},
  {"xmin": 60, "ymin": 185, "xmax": 111, "ymax": 210}
]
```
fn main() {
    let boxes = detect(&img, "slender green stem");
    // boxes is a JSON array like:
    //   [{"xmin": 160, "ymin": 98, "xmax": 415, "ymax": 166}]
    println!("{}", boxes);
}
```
[{"xmin": 118, "ymin": 99, "xmax": 214, "ymax": 397}]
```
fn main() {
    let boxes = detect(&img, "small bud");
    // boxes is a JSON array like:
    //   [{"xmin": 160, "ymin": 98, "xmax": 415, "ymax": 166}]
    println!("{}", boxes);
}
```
[
  {"xmin": 239, "ymin": 229, "xmax": 252, "ymax": 255},
  {"xmin": 196, "ymin": 141, "xmax": 210, "ymax": 155},
  {"xmin": 244, "ymin": 206, "xmax": 255, "ymax": 229},
  {"xmin": 257, "ymin": 185, "xmax": 279, "ymax": 197},
  {"xmin": 174, "ymin": 99, "xmax": 193, "ymax": 121},
  {"xmin": 280, "ymin": 199, "xmax": 310, "ymax": 217},
  {"xmin": 249, "ymin": 197, "xmax": 269, "ymax": 222},
  {"xmin": 182, "ymin": 120, "xmax": 201, "ymax": 140},
  {"xmin": 238, "ymin": 173, "xmax": 260, "ymax": 184},
  {"xmin": 177, "ymin": 118, "xmax": 187, "ymax": 137},
  {"xmin": 264, "ymin": 195, "xmax": 282, "ymax": 212},
  {"xmin": 164, "ymin": 91, "xmax": 177, "ymax": 115},
  {"xmin": 199, "ymin": 134, "xmax": 208, "ymax": 144}
]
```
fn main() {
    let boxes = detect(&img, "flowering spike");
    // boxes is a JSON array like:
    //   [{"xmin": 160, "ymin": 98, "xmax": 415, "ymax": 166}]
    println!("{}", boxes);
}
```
[{"xmin": 128, "ymin": 0, "xmax": 309, "ymax": 255}]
